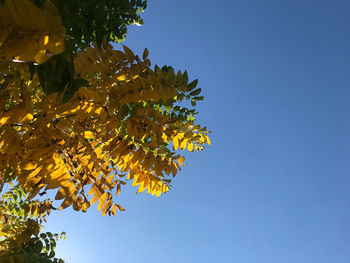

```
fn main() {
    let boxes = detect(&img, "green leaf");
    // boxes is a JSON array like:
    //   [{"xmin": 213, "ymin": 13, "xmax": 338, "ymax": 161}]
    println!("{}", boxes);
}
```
[
  {"xmin": 177, "ymin": 93, "xmax": 185, "ymax": 101},
  {"xmin": 119, "ymin": 105, "xmax": 130, "ymax": 119},
  {"xmin": 183, "ymin": 70, "xmax": 188, "ymax": 84},
  {"xmin": 142, "ymin": 48, "xmax": 149, "ymax": 60},
  {"xmin": 49, "ymin": 250, "xmax": 56, "ymax": 258},
  {"xmin": 189, "ymin": 88, "xmax": 201, "ymax": 96},
  {"xmin": 194, "ymin": 96, "xmax": 204, "ymax": 101},
  {"xmin": 187, "ymin": 79, "xmax": 198, "ymax": 91}
]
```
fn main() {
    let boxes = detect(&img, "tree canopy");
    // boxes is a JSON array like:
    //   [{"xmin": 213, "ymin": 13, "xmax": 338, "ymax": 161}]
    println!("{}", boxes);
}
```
[{"xmin": 0, "ymin": 0, "xmax": 210, "ymax": 261}]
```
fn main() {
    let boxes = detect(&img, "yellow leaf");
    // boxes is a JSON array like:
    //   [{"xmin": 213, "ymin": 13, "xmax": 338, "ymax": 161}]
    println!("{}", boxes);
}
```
[
  {"xmin": 111, "ymin": 204, "xmax": 117, "ymax": 216},
  {"xmin": 131, "ymin": 174, "xmax": 139, "ymax": 187},
  {"xmin": 154, "ymin": 158, "xmax": 163, "ymax": 177},
  {"xmin": 60, "ymin": 197, "xmax": 73, "ymax": 210},
  {"xmin": 73, "ymin": 200, "xmax": 82, "ymax": 211},
  {"xmin": 177, "ymin": 132, "xmax": 185, "ymax": 139},
  {"xmin": 178, "ymin": 156, "xmax": 185, "ymax": 164},
  {"xmin": 23, "ymin": 162, "xmax": 37, "ymax": 170},
  {"xmin": 173, "ymin": 136, "xmax": 179, "ymax": 150},
  {"xmin": 90, "ymin": 194, "xmax": 99, "ymax": 205},
  {"xmin": 0, "ymin": 116, "xmax": 10, "ymax": 125},
  {"xmin": 155, "ymin": 188, "xmax": 162, "ymax": 197},
  {"xmin": 0, "ymin": 104, "xmax": 32, "ymax": 125},
  {"xmin": 102, "ymin": 199, "xmax": 112, "ymax": 217},
  {"xmin": 180, "ymin": 139, "xmax": 188, "ymax": 150},
  {"xmin": 55, "ymin": 188, "xmax": 66, "ymax": 200},
  {"xmin": 27, "ymin": 166, "xmax": 42, "ymax": 179},
  {"xmin": 117, "ymin": 75, "xmax": 126, "ymax": 81},
  {"xmin": 161, "ymin": 132, "xmax": 168, "ymax": 142},
  {"xmin": 88, "ymin": 184, "xmax": 99, "ymax": 196},
  {"xmin": 188, "ymin": 142, "xmax": 194, "ymax": 152},
  {"xmin": 170, "ymin": 162, "xmax": 178, "ymax": 176},
  {"xmin": 205, "ymin": 135, "xmax": 211, "ymax": 145},
  {"xmin": 116, "ymin": 203, "xmax": 125, "ymax": 211},
  {"xmin": 44, "ymin": 35, "xmax": 49, "ymax": 45},
  {"xmin": 84, "ymin": 131, "xmax": 94, "ymax": 139},
  {"xmin": 81, "ymin": 202, "xmax": 90, "ymax": 212},
  {"xmin": 0, "ymin": 0, "xmax": 66, "ymax": 63},
  {"xmin": 116, "ymin": 184, "xmax": 121, "ymax": 196},
  {"xmin": 97, "ymin": 192, "xmax": 107, "ymax": 211}
]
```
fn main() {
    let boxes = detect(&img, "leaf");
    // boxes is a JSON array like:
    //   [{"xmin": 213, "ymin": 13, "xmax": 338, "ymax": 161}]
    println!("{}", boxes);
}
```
[
  {"xmin": 84, "ymin": 131, "xmax": 94, "ymax": 139},
  {"xmin": 111, "ymin": 204, "xmax": 117, "ymax": 216},
  {"xmin": 187, "ymin": 79, "xmax": 198, "ymax": 91},
  {"xmin": 189, "ymin": 88, "xmax": 201, "ymax": 96},
  {"xmin": 123, "ymin": 45, "xmax": 135, "ymax": 62},
  {"xmin": 173, "ymin": 136, "xmax": 179, "ymax": 150},
  {"xmin": 102, "ymin": 199, "xmax": 112, "ymax": 217},
  {"xmin": 205, "ymin": 135, "xmax": 211, "ymax": 145},
  {"xmin": 180, "ymin": 139, "xmax": 188, "ymax": 150},
  {"xmin": 116, "ymin": 203, "xmax": 125, "ymax": 211},
  {"xmin": 27, "ymin": 166, "xmax": 43, "ymax": 179},
  {"xmin": 116, "ymin": 184, "xmax": 121, "ymax": 196},
  {"xmin": 60, "ymin": 197, "xmax": 73, "ymax": 209},
  {"xmin": 170, "ymin": 162, "xmax": 178, "ymax": 176},
  {"xmin": 183, "ymin": 70, "xmax": 188, "ymax": 84},
  {"xmin": 73, "ymin": 200, "xmax": 82, "ymax": 211},
  {"xmin": 97, "ymin": 192, "xmax": 108, "ymax": 211},
  {"xmin": 81, "ymin": 202, "xmax": 90, "ymax": 212},
  {"xmin": 0, "ymin": 40, "xmax": 211, "ymax": 217},
  {"xmin": 55, "ymin": 188, "xmax": 66, "ymax": 200},
  {"xmin": 178, "ymin": 156, "xmax": 185, "ymax": 164},
  {"xmin": 0, "ymin": 0, "xmax": 66, "ymax": 64},
  {"xmin": 142, "ymin": 48, "xmax": 149, "ymax": 60},
  {"xmin": 188, "ymin": 142, "xmax": 194, "ymax": 152},
  {"xmin": 194, "ymin": 96, "xmax": 204, "ymax": 101}
]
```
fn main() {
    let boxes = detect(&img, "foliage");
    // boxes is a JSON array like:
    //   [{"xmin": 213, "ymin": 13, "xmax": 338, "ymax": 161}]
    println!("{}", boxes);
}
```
[
  {"xmin": 0, "ymin": 0, "xmax": 65, "ymax": 64},
  {"xmin": 0, "ymin": 186, "xmax": 65, "ymax": 263},
  {"xmin": 0, "ymin": 234, "xmax": 65, "ymax": 263},
  {"xmin": 48, "ymin": 0, "xmax": 147, "ymax": 48},
  {"xmin": 0, "ymin": 0, "xmax": 210, "ymax": 261},
  {"xmin": 0, "ymin": 42, "xmax": 210, "ymax": 216},
  {"xmin": 1, "ymin": 0, "xmax": 147, "ymax": 101}
]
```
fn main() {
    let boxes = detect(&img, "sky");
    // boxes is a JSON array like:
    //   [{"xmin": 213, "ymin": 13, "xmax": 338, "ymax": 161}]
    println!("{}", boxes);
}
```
[{"xmin": 45, "ymin": 1, "xmax": 350, "ymax": 262}]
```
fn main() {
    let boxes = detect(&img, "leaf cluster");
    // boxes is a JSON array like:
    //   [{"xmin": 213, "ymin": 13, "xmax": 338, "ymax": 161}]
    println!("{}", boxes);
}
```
[
  {"xmin": 0, "ymin": 43, "xmax": 210, "ymax": 218},
  {"xmin": 49, "ymin": 0, "xmax": 147, "ymax": 48},
  {"xmin": 0, "ymin": 186, "xmax": 64, "ymax": 262},
  {"xmin": 36, "ymin": 0, "xmax": 147, "ymax": 101},
  {"xmin": 0, "ymin": 233, "xmax": 65, "ymax": 263}
]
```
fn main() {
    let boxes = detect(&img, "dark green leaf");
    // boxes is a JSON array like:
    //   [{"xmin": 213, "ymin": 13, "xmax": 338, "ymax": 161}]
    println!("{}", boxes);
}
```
[
  {"xmin": 187, "ymin": 79, "xmax": 198, "ymax": 91},
  {"xmin": 189, "ymin": 88, "xmax": 201, "ymax": 96},
  {"xmin": 194, "ymin": 96, "xmax": 204, "ymax": 101}
]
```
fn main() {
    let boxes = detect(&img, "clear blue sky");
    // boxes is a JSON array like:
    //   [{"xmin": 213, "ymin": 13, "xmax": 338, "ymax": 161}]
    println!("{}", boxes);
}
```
[{"xmin": 45, "ymin": 1, "xmax": 350, "ymax": 262}]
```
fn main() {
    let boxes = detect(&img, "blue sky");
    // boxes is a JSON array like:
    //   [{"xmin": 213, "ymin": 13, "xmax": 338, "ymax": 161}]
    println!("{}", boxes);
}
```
[{"xmin": 45, "ymin": 1, "xmax": 350, "ymax": 262}]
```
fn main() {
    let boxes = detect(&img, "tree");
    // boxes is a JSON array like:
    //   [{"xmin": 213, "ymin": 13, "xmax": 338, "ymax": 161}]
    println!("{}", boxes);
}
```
[{"xmin": 0, "ymin": 0, "xmax": 210, "ymax": 261}]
